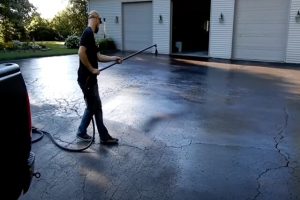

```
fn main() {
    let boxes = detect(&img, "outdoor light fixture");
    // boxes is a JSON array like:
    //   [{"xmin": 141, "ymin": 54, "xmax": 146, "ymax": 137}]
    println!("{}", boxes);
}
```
[
  {"xmin": 219, "ymin": 13, "xmax": 224, "ymax": 23},
  {"xmin": 159, "ymin": 15, "xmax": 163, "ymax": 23},
  {"xmin": 115, "ymin": 16, "xmax": 119, "ymax": 23},
  {"xmin": 296, "ymin": 10, "xmax": 300, "ymax": 22}
]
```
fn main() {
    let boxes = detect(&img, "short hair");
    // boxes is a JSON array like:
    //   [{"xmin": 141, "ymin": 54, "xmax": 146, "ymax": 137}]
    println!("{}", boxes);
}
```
[{"xmin": 88, "ymin": 10, "xmax": 100, "ymax": 19}]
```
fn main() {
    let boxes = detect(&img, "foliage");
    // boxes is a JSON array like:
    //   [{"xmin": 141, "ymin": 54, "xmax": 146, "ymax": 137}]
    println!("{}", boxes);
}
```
[
  {"xmin": 0, "ymin": 40, "xmax": 44, "ymax": 51},
  {"xmin": 96, "ymin": 38, "xmax": 117, "ymax": 53},
  {"xmin": 0, "ymin": 0, "xmax": 37, "ymax": 42},
  {"xmin": 68, "ymin": 0, "xmax": 88, "ymax": 36},
  {"xmin": 27, "ymin": 16, "xmax": 59, "ymax": 41},
  {"xmin": 64, "ymin": 35, "xmax": 80, "ymax": 49},
  {"xmin": 0, "ymin": 41, "xmax": 77, "ymax": 61},
  {"xmin": 51, "ymin": 10, "xmax": 73, "ymax": 39},
  {"xmin": 0, "ymin": 41, "xmax": 6, "ymax": 50},
  {"xmin": 50, "ymin": 0, "xmax": 87, "ymax": 39},
  {"xmin": 0, "ymin": 0, "xmax": 88, "ymax": 42}
]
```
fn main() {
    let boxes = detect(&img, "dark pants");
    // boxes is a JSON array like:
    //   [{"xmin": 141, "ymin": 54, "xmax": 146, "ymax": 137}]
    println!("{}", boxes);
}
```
[{"xmin": 77, "ymin": 81, "xmax": 110, "ymax": 141}]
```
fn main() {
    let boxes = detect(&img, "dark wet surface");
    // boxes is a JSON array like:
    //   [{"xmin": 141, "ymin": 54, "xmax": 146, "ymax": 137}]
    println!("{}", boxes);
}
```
[{"xmin": 8, "ymin": 54, "xmax": 300, "ymax": 200}]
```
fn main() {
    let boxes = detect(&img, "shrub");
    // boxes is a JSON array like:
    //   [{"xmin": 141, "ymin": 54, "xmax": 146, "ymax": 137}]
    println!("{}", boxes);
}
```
[
  {"xmin": 96, "ymin": 38, "xmax": 117, "ymax": 53},
  {"xmin": 4, "ymin": 42, "xmax": 15, "ymax": 50},
  {"xmin": 65, "ymin": 35, "xmax": 80, "ymax": 49},
  {"xmin": 0, "ymin": 41, "xmax": 5, "ymax": 50},
  {"xmin": 29, "ymin": 27, "xmax": 59, "ymax": 41}
]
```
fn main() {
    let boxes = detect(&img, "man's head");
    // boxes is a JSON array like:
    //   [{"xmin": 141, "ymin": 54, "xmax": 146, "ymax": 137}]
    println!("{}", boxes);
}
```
[{"xmin": 88, "ymin": 10, "xmax": 102, "ymax": 33}]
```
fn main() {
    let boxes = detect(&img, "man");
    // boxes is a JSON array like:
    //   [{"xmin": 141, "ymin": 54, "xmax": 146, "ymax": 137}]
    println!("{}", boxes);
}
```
[{"xmin": 77, "ymin": 10, "xmax": 122, "ymax": 144}]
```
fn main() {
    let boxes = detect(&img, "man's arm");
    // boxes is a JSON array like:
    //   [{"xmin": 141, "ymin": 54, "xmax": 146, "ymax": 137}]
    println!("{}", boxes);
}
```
[
  {"xmin": 78, "ymin": 46, "xmax": 100, "ymax": 75},
  {"xmin": 97, "ymin": 53, "xmax": 122, "ymax": 64}
]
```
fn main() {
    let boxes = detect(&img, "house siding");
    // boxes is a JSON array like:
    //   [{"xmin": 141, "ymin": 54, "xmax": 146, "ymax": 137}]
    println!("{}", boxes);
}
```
[
  {"xmin": 153, "ymin": 0, "xmax": 171, "ymax": 54},
  {"xmin": 89, "ymin": 0, "xmax": 300, "ymax": 64},
  {"xmin": 286, "ymin": 0, "xmax": 300, "ymax": 63},
  {"xmin": 209, "ymin": 0, "xmax": 235, "ymax": 59},
  {"xmin": 89, "ymin": 0, "xmax": 122, "ymax": 49},
  {"xmin": 89, "ymin": 0, "xmax": 170, "ymax": 54}
]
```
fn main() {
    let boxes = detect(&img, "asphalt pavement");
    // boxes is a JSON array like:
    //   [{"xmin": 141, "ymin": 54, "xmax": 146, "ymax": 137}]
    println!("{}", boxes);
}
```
[{"xmin": 9, "ymin": 53, "xmax": 300, "ymax": 200}]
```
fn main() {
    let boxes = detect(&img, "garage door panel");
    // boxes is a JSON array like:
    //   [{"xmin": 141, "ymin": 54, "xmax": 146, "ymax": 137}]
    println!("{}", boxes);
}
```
[
  {"xmin": 235, "ymin": 24, "xmax": 287, "ymax": 35},
  {"xmin": 238, "ymin": 0, "xmax": 282, "ymax": 9},
  {"xmin": 123, "ymin": 2, "xmax": 152, "ymax": 51},
  {"xmin": 233, "ymin": 0, "xmax": 289, "ymax": 62},
  {"xmin": 235, "ymin": 43, "xmax": 285, "ymax": 50},
  {"xmin": 236, "ymin": 15, "xmax": 288, "ymax": 23},
  {"xmin": 236, "ymin": 39, "xmax": 285, "ymax": 49},
  {"xmin": 234, "ymin": 49, "xmax": 285, "ymax": 61}
]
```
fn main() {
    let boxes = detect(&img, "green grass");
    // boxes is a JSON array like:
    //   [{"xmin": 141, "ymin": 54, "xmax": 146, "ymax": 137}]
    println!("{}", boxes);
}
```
[{"xmin": 0, "ymin": 41, "xmax": 78, "ymax": 62}]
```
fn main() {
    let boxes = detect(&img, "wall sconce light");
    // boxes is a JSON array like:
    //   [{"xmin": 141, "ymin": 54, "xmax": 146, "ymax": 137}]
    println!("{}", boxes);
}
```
[
  {"xmin": 115, "ymin": 16, "xmax": 119, "ymax": 24},
  {"xmin": 219, "ymin": 13, "xmax": 224, "ymax": 23},
  {"xmin": 295, "ymin": 10, "xmax": 300, "ymax": 22},
  {"xmin": 159, "ymin": 15, "xmax": 163, "ymax": 23}
]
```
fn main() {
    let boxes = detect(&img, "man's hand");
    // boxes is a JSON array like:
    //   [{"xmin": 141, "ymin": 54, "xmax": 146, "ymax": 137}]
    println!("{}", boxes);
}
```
[
  {"xmin": 91, "ymin": 68, "xmax": 100, "ymax": 75},
  {"xmin": 113, "ymin": 56, "xmax": 123, "ymax": 64}
]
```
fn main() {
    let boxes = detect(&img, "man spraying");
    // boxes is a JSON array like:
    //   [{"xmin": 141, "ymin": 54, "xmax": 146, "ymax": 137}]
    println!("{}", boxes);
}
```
[{"xmin": 77, "ymin": 10, "xmax": 122, "ymax": 144}]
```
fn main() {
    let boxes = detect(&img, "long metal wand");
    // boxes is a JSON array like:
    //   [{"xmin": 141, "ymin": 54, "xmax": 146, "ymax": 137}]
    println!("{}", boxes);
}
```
[{"xmin": 99, "ymin": 44, "xmax": 158, "ymax": 72}]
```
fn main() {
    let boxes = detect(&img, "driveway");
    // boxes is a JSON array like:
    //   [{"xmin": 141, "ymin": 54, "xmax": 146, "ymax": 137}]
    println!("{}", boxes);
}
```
[{"xmin": 12, "ymin": 54, "xmax": 300, "ymax": 200}]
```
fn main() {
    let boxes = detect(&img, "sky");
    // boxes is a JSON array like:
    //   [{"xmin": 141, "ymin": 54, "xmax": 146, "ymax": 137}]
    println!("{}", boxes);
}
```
[{"xmin": 29, "ymin": 0, "xmax": 69, "ymax": 19}]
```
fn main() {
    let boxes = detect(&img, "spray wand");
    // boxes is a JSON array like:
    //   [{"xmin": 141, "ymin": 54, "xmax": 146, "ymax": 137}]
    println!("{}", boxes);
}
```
[{"xmin": 100, "ymin": 44, "xmax": 158, "ymax": 71}]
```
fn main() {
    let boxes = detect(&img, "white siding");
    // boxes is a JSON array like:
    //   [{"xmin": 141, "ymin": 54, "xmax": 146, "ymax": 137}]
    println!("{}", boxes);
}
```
[
  {"xmin": 89, "ymin": 0, "xmax": 300, "ymax": 63},
  {"xmin": 209, "ymin": 0, "xmax": 235, "ymax": 59},
  {"xmin": 153, "ymin": 0, "xmax": 171, "ymax": 54},
  {"xmin": 89, "ymin": 0, "xmax": 122, "ymax": 49},
  {"xmin": 286, "ymin": 0, "xmax": 300, "ymax": 63},
  {"xmin": 89, "ymin": 0, "xmax": 170, "ymax": 54},
  {"xmin": 89, "ymin": 0, "xmax": 144, "ymax": 50}
]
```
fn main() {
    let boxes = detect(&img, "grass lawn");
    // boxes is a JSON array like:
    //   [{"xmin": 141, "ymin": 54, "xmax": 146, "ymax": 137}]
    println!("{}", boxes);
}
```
[{"xmin": 0, "ymin": 41, "xmax": 77, "ymax": 62}]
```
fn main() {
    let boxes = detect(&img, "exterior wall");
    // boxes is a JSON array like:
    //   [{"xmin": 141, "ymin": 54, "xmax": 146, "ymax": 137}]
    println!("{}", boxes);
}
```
[
  {"xmin": 89, "ymin": 0, "xmax": 300, "ymax": 63},
  {"xmin": 286, "ymin": 0, "xmax": 300, "ymax": 63},
  {"xmin": 209, "ymin": 0, "xmax": 235, "ymax": 59},
  {"xmin": 89, "ymin": 0, "xmax": 171, "ymax": 54},
  {"xmin": 153, "ymin": 0, "xmax": 171, "ymax": 54},
  {"xmin": 89, "ymin": 0, "xmax": 131, "ymax": 50}
]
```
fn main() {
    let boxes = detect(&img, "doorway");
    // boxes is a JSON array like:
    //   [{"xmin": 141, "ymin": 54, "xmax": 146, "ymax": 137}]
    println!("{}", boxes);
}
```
[{"xmin": 171, "ymin": 0, "xmax": 211, "ymax": 57}]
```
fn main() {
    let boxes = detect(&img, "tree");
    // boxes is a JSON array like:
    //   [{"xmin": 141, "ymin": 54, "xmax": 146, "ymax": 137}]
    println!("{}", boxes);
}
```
[
  {"xmin": 50, "ymin": 0, "xmax": 88, "ymax": 39},
  {"xmin": 27, "ymin": 15, "xmax": 59, "ymax": 41},
  {"xmin": 0, "ymin": 0, "xmax": 36, "ymax": 42},
  {"xmin": 51, "ymin": 9, "xmax": 73, "ymax": 39},
  {"xmin": 68, "ymin": 0, "xmax": 88, "ymax": 36}
]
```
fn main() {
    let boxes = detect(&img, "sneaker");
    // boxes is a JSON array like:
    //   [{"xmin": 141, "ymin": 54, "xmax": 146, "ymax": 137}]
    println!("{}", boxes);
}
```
[
  {"xmin": 77, "ymin": 133, "xmax": 92, "ymax": 141},
  {"xmin": 100, "ymin": 137, "xmax": 119, "ymax": 145}
]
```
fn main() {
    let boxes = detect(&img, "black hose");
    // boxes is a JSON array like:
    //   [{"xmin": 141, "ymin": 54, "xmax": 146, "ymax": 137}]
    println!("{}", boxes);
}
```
[
  {"xmin": 31, "ymin": 118, "xmax": 95, "ymax": 152},
  {"xmin": 31, "ymin": 44, "xmax": 158, "ymax": 152}
]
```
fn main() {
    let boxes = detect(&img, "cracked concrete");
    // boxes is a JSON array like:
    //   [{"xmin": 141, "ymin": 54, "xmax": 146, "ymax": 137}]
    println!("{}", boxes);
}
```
[{"xmin": 6, "ymin": 54, "xmax": 300, "ymax": 200}]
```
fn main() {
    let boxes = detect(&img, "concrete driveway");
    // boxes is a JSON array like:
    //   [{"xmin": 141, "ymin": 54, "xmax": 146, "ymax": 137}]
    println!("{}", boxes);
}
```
[{"xmin": 12, "ymin": 54, "xmax": 300, "ymax": 200}]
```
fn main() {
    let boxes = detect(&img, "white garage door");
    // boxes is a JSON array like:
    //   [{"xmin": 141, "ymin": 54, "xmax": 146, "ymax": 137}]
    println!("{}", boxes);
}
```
[
  {"xmin": 123, "ymin": 2, "xmax": 152, "ymax": 51},
  {"xmin": 233, "ymin": 0, "xmax": 289, "ymax": 62}
]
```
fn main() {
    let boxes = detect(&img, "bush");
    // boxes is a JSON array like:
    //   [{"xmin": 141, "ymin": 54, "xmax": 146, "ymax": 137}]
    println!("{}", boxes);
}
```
[
  {"xmin": 29, "ymin": 27, "xmax": 59, "ymax": 41},
  {"xmin": 4, "ymin": 42, "xmax": 15, "ymax": 50},
  {"xmin": 65, "ymin": 35, "xmax": 80, "ymax": 49},
  {"xmin": 0, "ymin": 41, "xmax": 5, "ymax": 50},
  {"xmin": 96, "ymin": 38, "xmax": 117, "ymax": 53}
]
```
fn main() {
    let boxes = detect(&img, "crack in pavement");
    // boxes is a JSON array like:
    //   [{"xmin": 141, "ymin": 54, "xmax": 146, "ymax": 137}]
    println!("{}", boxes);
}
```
[
  {"xmin": 253, "ymin": 107, "xmax": 290, "ymax": 200},
  {"xmin": 118, "ymin": 143, "xmax": 148, "ymax": 151},
  {"xmin": 54, "ymin": 98, "xmax": 82, "ymax": 116}
]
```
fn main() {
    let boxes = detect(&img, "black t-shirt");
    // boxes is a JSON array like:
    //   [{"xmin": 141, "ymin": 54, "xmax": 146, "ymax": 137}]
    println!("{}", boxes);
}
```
[{"xmin": 77, "ymin": 27, "xmax": 98, "ymax": 85}]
